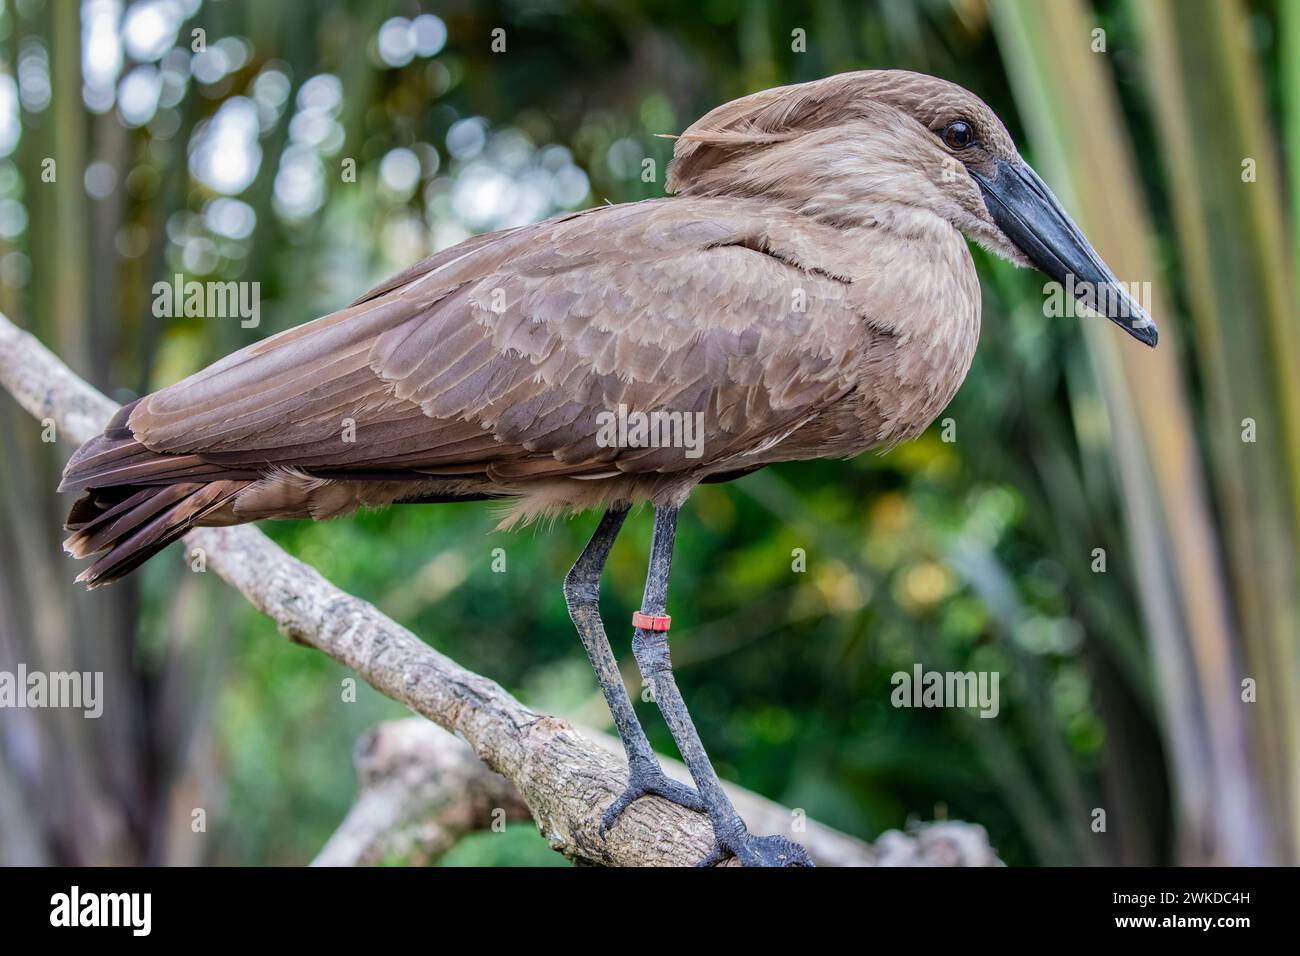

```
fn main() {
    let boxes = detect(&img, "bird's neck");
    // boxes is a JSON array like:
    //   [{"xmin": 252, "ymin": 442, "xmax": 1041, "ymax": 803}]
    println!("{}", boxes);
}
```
[{"xmin": 854, "ymin": 216, "xmax": 983, "ymax": 444}]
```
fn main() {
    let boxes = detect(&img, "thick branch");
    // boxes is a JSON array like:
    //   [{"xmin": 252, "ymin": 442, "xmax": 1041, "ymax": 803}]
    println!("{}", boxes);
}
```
[
  {"xmin": 1, "ymin": 313, "xmax": 1000, "ymax": 866},
  {"xmin": 316, "ymin": 718, "xmax": 1002, "ymax": 867}
]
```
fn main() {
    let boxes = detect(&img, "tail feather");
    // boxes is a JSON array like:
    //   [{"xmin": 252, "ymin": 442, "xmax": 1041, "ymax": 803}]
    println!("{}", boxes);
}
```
[
  {"xmin": 66, "ymin": 482, "xmax": 201, "ymax": 557},
  {"xmin": 66, "ymin": 485, "xmax": 153, "ymax": 533},
  {"xmin": 61, "ymin": 412, "xmax": 259, "ymax": 586},
  {"xmin": 60, "ymin": 400, "xmax": 488, "ymax": 587},
  {"xmin": 66, "ymin": 479, "xmax": 246, "ymax": 588}
]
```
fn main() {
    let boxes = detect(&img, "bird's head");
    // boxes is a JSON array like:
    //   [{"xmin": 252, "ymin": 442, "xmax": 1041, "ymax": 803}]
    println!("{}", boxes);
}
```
[{"xmin": 667, "ymin": 70, "xmax": 1157, "ymax": 347}]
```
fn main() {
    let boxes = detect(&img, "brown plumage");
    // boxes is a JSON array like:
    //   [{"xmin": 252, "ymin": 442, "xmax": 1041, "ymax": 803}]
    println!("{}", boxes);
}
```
[
  {"xmin": 62, "ymin": 69, "xmax": 1154, "ymax": 589},
  {"xmin": 61, "ymin": 69, "xmax": 1157, "ymax": 866}
]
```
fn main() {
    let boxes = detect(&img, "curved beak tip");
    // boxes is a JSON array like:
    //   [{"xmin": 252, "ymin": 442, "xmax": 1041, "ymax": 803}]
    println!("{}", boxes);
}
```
[{"xmin": 1117, "ymin": 308, "xmax": 1159, "ymax": 348}]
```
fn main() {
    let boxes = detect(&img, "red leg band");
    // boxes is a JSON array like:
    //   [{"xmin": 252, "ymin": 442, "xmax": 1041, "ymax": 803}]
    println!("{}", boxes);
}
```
[{"xmin": 632, "ymin": 611, "xmax": 672, "ymax": 632}]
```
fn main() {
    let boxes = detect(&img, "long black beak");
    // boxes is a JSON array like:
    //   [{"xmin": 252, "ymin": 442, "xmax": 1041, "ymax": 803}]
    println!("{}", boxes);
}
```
[{"xmin": 971, "ymin": 159, "xmax": 1157, "ymax": 348}]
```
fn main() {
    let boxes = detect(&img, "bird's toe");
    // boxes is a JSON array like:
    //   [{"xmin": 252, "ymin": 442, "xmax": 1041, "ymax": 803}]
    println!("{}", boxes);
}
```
[
  {"xmin": 599, "ymin": 764, "xmax": 706, "ymax": 837},
  {"xmin": 699, "ymin": 829, "xmax": 815, "ymax": 868}
]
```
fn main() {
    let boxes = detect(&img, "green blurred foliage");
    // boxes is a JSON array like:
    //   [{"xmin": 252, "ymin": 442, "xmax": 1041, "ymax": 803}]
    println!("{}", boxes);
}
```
[{"xmin": 7, "ymin": 0, "xmax": 1292, "ymax": 866}]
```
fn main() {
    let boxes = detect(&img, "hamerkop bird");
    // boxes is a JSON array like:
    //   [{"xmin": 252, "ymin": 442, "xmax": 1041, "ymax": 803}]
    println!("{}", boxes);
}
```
[{"xmin": 60, "ymin": 71, "xmax": 1155, "ymax": 866}]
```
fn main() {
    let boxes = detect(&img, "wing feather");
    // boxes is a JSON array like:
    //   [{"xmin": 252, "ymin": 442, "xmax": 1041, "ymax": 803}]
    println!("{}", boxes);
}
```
[{"xmin": 118, "ymin": 199, "xmax": 876, "ymax": 483}]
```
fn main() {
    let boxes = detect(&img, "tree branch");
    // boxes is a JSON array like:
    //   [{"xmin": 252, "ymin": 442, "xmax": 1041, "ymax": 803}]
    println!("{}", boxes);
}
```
[
  {"xmin": 311, "ymin": 719, "xmax": 532, "ymax": 867},
  {"xmin": 0, "ymin": 313, "xmax": 1000, "ymax": 866},
  {"xmin": 315, "ymin": 718, "xmax": 1002, "ymax": 866}
]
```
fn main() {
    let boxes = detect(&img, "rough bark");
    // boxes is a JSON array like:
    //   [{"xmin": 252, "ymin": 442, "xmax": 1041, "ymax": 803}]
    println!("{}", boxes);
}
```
[
  {"xmin": 1, "ymin": 312, "xmax": 1001, "ymax": 867},
  {"xmin": 315, "ymin": 717, "xmax": 1003, "ymax": 867},
  {"xmin": 312, "ymin": 719, "xmax": 532, "ymax": 866}
]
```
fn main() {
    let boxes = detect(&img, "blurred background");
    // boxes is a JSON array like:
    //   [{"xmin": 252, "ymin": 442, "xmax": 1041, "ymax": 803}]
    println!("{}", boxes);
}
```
[{"xmin": 0, "ymin": 0, "xmax": 1296, "ymax": 866}]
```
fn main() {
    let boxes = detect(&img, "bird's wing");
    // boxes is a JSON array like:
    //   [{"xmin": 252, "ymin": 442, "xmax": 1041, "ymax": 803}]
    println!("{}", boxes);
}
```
[{"xmin": 118, "ymin": 200, "xmax": 875, "ymax": 482}]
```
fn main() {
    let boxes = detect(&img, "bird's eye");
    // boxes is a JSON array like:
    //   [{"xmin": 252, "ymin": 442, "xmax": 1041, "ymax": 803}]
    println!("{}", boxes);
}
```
[{"xmin": 942, "ymin": 120, "xmax": 975, "ymax": 150}]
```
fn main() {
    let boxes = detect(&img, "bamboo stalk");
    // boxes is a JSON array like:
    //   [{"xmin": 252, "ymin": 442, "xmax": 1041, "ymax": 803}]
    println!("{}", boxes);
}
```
[
  {"xmin": 989, "ymin": 0, "xmax": 1271, "ymax": 864},
  {"xmin": 1132, "ymin": 0, "xmax": 1300, "ymax": 860}
]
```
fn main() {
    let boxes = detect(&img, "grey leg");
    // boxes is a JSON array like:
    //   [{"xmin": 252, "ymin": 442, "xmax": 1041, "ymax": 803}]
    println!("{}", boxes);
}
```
[
  {"xmin": 629, "ymin": 505, "xmax": 813, "ymax": 867},
  {"xmin": 564, "ymin": 506, "xmax": 704, "ymax": 835}
]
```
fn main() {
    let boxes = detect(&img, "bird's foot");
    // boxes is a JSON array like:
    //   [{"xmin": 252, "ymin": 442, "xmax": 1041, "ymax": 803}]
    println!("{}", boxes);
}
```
[
  {"xmin": 600, "ymin": 760, "xmax": 706, "ymax": 837},
  {"xmin": 698, "ymin": 823, "xmax": 815, "ymax": 868}
]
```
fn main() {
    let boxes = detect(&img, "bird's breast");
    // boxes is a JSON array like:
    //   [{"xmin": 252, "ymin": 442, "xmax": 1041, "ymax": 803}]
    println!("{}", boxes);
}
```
[{"xmin": 809, "ymin": 222, "xmax": 983, "ymax": 457}]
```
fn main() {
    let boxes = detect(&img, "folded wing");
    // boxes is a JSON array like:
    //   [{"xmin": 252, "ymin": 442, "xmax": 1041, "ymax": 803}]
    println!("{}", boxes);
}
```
[{"xmin": 65, "ymin": 199, "xmax": 873, "ymax": 493}]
